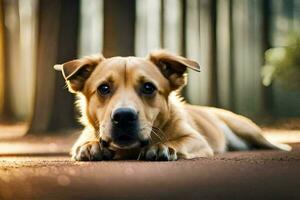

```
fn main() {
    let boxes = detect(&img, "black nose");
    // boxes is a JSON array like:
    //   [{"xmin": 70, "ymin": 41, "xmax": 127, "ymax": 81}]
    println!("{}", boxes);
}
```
[{"xmin": 112, "ymin": 108, "xmax": 138, "ymax": 125}]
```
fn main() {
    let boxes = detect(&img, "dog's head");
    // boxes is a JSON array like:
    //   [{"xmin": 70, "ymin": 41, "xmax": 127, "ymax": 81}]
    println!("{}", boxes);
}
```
[{"xmin": 54, "ymin": 50, "xmax": 200, "ymax": 150}]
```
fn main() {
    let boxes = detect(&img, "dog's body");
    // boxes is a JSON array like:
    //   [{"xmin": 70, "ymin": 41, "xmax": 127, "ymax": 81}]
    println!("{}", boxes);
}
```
[{"xmin": 55, "ymin": 50, "xmax": 290, "ymax": 161}]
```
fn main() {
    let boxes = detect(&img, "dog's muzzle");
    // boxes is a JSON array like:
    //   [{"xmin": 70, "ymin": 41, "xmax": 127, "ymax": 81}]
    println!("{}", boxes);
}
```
[{"xmin": 110, "ymin": 107, "xmax": 141, "ymax": 147}]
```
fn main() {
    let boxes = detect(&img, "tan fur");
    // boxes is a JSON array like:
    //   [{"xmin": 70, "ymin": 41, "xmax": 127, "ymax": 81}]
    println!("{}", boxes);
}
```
[{"xmin": 54, "ymin": 50, "xmax": 291, "ymax": 161}]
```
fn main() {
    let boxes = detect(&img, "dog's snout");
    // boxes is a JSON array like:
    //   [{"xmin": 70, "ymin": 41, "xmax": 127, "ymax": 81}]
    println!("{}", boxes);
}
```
[
  {"xmin": 112, "ymin": 108, "xmax": 138, "ymax": 125},
  {"xmin": 110, "ymin": 107, "xmax": 140, "ymax": 147}
]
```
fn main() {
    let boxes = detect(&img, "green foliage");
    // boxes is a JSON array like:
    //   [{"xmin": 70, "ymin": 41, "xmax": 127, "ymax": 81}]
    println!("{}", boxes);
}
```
[{"xmin": 261, "ymin": 34, "xmax": 300, "ymax": 89}]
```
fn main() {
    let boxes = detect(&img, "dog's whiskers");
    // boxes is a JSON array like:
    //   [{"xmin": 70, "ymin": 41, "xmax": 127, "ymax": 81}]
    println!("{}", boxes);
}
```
[
  {"xmin": 146, "ymin": 123, "xmax": 167, "ymax": 139},
  {"xmin": 150, "ymin": 129, "xmax": 163, "ymax": 141},
  {"xmin": 142, "ymin": 124, "xmax": 167, "ymax": 143}
]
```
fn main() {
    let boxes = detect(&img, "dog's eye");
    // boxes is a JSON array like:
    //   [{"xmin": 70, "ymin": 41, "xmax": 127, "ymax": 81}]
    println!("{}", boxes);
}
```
[
  {"xmin": 141, "ymin": 82, "xmax": 156, "ymax": 95},
  {"xmin": 97, "ymin": 84, "xmax": 111, "ymax": 95}
]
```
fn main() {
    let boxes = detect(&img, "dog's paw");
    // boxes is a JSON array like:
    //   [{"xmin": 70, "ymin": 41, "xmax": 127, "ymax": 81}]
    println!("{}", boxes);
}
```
[
  {"xmin": 73, "ymin": 141, "xmax": 114, "ymax": 161},
  {"xmin": 140, "ymin": 144, "xmax": 177, "ymax": 161}
]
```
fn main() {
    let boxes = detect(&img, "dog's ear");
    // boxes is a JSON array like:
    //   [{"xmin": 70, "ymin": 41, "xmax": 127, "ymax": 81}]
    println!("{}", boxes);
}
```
[
  {"xmin": 54, "ymin": 54, "xmax": 104, "ymax": 92},
  {"xmin": 149, "ymin": 50, "xmax": 200, "ymax": 90}
]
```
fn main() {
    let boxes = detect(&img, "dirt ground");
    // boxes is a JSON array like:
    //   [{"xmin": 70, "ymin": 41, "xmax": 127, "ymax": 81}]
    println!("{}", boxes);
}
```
[{"xmin": 0, "ymin": 126, "xmax": 300, "ymax": 200}]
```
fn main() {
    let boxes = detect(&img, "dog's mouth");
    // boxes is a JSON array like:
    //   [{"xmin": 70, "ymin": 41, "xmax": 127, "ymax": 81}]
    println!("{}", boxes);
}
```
[
  {"xmin": 101, "ymin": 135, "xmax": 150, "ymax": 150},
  {"xmin": 113, "ymin": 134, "xmax": 137, "ymax": 147},
  {"xmin": 100, "ymin": 119, "xmax": 151, "ymax": 150}
]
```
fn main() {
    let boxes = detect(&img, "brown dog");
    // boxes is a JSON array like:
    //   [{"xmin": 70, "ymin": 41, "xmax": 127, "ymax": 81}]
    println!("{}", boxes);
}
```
[{"xmin": 54, "ymin": 50, "xmax": 291, "ymax": 161}]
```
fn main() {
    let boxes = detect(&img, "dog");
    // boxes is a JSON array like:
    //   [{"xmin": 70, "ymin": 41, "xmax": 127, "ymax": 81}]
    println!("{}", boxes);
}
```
[{"xmin": 54, "ymin": 50, "xmax": 291, "ymax": 161}]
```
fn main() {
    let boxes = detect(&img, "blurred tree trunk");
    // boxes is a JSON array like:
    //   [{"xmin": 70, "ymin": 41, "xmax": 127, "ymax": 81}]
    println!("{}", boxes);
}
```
[
  {"xmin": 135, "ymin": 0, "xmax": 161, "ymax": 57},
  {"xmin": 261, "ymin": 0, "xmax": 272, "ymax": 115},
  {"xmin": 216, "ymin": 0, "xmax": 234, "ymax": 110},
  {"xmin": 0, "ymin": 0, "xmax": 38, "ymax": 123},
  {"xmin": 0, "ymin": 0, "xmax": 5, "ymax": 120},
  {"xmin": 185, "ymin": 0, "xmax": 216, "ymax": 106},
  {"xmin": 103, "ymin": 0, "xmax": 136, "ymax": 57},
  {"xmin": 232, "ymin": 0, "xmax": 264, "ymax": 117},
  {"xmin": 208, "ymin": 0, "xmax": 218, "ymax": 106},
  {"xmin": 27, "ymin": 0, "xmax": 79, "ymax": 134},
  {"xmin": 0, "ymin": 0, "xmax": 19, "ymax": 123}
]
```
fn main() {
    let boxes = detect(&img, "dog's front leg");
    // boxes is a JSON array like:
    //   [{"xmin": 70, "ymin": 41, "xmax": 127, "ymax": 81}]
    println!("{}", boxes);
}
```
[
  {"xmin": 141, "ymin": 124, "xmax": 214, "ymax": 161},
  {"xmin": 71, "ymin": 128, "xmax": 115, "ymax": 161}
]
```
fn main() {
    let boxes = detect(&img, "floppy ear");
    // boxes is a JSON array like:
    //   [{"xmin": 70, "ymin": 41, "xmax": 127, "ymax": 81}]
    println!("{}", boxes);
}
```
[
  {"xmin": 54, "ymin": 54, "xmax": 104, "ymax": 92},
  {"xmin": 149, "ymin": 50, "xmax": 200, "ymax": 90}
]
